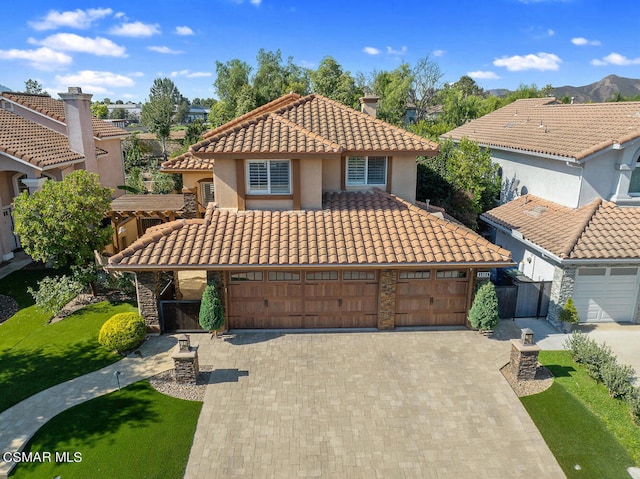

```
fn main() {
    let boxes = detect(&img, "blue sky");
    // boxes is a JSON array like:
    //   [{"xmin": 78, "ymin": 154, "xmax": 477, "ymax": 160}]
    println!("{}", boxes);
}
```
[{"xmin": 1, "ymin": 0, "xmax": 639, "ymax": 103}]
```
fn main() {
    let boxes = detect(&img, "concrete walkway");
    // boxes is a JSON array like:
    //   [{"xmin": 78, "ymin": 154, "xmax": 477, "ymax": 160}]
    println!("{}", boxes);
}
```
[
  {"xmin": 0, "ymin": 251, "xmax": 33, "ymax": 281},
  {"xmin": 515, "ymin": 318, "xmax": 640, "ymax": 381},
  {"xmin": 0, "ymin": 335, "xmax": 177, "ymax": 478}
]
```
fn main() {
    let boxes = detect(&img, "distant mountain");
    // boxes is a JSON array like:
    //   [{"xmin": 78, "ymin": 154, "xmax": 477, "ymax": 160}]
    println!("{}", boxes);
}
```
[
  {"xmin": 550, "ymin": 74, "xmax": 640, "ymax": 103},
  {"xmin": 0, "ymin": 84, "xmax": 12, "ymax": 93}
]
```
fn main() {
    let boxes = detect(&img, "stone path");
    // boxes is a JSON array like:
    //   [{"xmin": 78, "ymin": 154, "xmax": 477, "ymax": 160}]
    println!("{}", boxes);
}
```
[{"xmin": 184, "ymin": 330, "xmax": 565, "ymax": 479}]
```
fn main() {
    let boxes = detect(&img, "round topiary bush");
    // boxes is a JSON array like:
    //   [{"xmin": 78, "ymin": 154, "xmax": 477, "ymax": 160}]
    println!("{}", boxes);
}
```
[{"xmin": 98, "ymin": 312, "xmax": 146, "ymax": 354}]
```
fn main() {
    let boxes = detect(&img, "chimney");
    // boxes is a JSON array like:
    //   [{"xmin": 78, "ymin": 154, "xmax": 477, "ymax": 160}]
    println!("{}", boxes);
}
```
[
  {"xmin": 58, "ymin": 87, "xmax": 98, "ymax": 173},
  {"xmin": 360, "ymin": 94, "xmax": 379, "ymax": 118}
]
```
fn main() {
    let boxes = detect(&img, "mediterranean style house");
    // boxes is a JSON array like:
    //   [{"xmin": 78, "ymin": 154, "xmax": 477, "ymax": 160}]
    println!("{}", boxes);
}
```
[
  {"xmin": 445, "ymin": 97, "xmax": 640, "ymax": 324},
  {"xmin": 0, "ymin": 87, "xmax": 128, "ymax": 261},
  {"xmin": 107, "ymin": 93, "xmax": 512, "ymax": 333}
]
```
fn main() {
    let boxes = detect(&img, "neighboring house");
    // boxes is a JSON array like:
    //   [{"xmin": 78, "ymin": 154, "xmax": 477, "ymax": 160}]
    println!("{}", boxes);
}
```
[
  {"xmin": 186, "ymin": 106, "xmax": 209, "ymax": 123},
  {"xmin": 107, "ymin": 93, "xmax": 512, "ymax": 333},
  {"xmin": 0, "ymin": 87, "xmax": 128, "ymax": 262},
  {"xmin": 445, "ymin": 97, "xmax": 640, "ymax": 324}
]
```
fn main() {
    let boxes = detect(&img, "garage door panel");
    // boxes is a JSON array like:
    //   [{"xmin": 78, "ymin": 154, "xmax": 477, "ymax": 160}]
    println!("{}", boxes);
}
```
[{"xmin": 574, "ymin": 270, "xmax": 638, "ymax": 323}]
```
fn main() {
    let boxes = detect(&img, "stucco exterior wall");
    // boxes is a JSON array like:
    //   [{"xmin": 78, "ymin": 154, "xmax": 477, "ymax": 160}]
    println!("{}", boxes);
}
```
[
  {"xmin": 212, "ymin": 158, "xmax": 238, "ymax": 209},
  {"xmin": 246, "ymin": 199, "xmax": 293, "ymax": 210},
  {"xmin": 96, "ymin": 138, "xmax": 125, "ymax": 197},
  {"xmin": 390, "ymin": 155, "xmax": 417, "ymax": 204},
  {"xmin": 322, "ymin": 157, "xmax": 341, "ymax": 191},
  {"xmin": 495, "ymin": 230, "xmax": 556, "ymax": 281},
  {"xmin": 495, "ymin": 151, "xmax": 582, "ymax": 207},
  {"xmin": 300, "ymin": 158, "xmax": 322, "ymax": 209},
  {"xmin": 182, "ymin": 172, "xmax": 212, "ymax": 190}
]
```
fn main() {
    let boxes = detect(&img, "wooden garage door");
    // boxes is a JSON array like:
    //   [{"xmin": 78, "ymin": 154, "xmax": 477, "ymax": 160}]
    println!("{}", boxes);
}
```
[
  {"xmin": 395, "ymin": 269, "xmax": 469, "ymax": 326},
  {"xmin": 227, "ymin": 270, "xmax": 378, "ymax": 329}
]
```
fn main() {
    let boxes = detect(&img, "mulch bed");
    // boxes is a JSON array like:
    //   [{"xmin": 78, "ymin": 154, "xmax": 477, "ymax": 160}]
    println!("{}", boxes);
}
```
[
  {"xmin": 501, "ymin": 363, "xmax": 554, "ymax": 397},
  {"xmin": 0, "ymin": 294, "xmax": 19, "ymax": 323}
]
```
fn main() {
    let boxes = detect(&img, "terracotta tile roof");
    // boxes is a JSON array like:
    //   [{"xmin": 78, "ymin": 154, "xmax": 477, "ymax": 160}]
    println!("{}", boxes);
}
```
[
  {"xmin": 160, "ymin": 152, "xmax": 214, "ymax": 171},
  {"xmin": 108, "ymin": 189, "xmax": 511, "ymax": 270},
  {"xmin": 1, "ymin": 92, "xmax": 128, "ymax": 139},
  {"xmin": 187, "ymin": 93, "xmax": 439, "ymax": 159},
  {"xmin": 0, "ymin": 108, "xmax": 85, "ymax": 168},
  {"xmin": 482, "ymin": 194, "xmax": 640, "ymax": 260},
  {"xmin": 443, "ymin": 98, "xmax": 640, "ymax": 161},
  {"xmin": 110, "ymin": 194, "xmax": 186, "ymax": 213}
]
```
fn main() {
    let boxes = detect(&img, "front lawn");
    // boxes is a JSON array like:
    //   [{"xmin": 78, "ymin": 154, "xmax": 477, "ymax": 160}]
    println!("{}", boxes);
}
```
[
  {"xmin": 10, "ymin": 381, "xmax": 202, "ymax": 479},
  {"xmin": 0, "ymin": 300, "xmax": 137, "ymax": 412},
  {"xmin": 521, "ymin": 350, "xmax": 640, "ymax": 478}
]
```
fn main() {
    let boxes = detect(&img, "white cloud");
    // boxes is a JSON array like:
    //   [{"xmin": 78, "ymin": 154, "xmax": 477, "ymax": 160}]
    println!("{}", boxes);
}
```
[
  {"xmin": 29, "ymin": 8, "xmax": 112, "ymax": 31},
  {"xmin": 54, "ymin": 70, "xmax": 135, "ymax": 93},
  {"xmin": 148, "ymin": 46, "xmax": 183, "ymax": 55},
  {"xmin": 363, "ymin": 47, "xmax": 380, "ymax": 55},
  {"xmin": 387, "ymin": 46, "xmax": 407, "ymax": 55},
  {"xmin": 251, "ymin": 0, "xmax": 262, "ymax": 5},
  {"xmin": 175, "ymin": 26, "xmax": 194, "ymax": 36},
  {"xmin": 572, "ymin": 37, "xmax": 601, "ymax": 46},
  {"xmin": 547, "ymin": 29, "xmax": 555, "ymax": 36},
  {"xmin": 433, "ymin": 50, "xmax": 445, "ymax": 57},
  {"xmin": 171, "ymin": 69, "xmax": 212, "ymax": 78},
  {"xmin": 468, "ymin": 71, "xmax": 501, "ymax": 80},
  {"xmin": 30, "ymin": 33, "xmax": 127, "ymax": 57},
  {"xmin": 591, "ymin": 52, "xmax": 640, "ymax": 66},
  {"xmin": 0, "ymin": 47, "xmax": 72, "ymax": 70},
  {"xmin": 109, "ymin": 21, "xmax": 160, "ymax": 37},
  {"xmin": 130, "ymin": 71, "xmax": 145, "ymax": 77},
  {"xmin": 493, "ymin": 52, "xmax": 561, "ymax": 71}
]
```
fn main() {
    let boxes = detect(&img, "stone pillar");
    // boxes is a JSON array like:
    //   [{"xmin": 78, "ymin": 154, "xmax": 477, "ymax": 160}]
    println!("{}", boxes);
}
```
[
  {"xmin": 172, "ymin": 339, "xmax": 199, "ymax": 384},
  {"xmin": 377, "ymin": 269, "xmax": 397, "ymax": 330},
  {"xmin": 509, "ymin": 339, "xmax": 541, "ymax": 381},
  {"xmin": 182, "ymin": 187, "xmax": 197, "ymax": 219},
  {"xmin": 135, "ymin": 271, "xmax": 161, "ymax": 334},
  {"xmin": 547, "ymin": 266, "xmax": 576, "ymax": 325}
]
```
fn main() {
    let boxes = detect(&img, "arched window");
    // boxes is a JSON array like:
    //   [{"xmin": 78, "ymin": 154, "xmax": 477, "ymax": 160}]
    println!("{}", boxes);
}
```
[{"xmin": 630, "ymin": 161, "xmax": 640, "ymax": 195}]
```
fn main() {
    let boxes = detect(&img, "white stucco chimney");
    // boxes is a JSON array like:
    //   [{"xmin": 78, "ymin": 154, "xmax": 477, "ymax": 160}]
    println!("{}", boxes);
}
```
[
  {"xmin": 59, "ymin": 87, "xmax": 98, "ymax": 173},
  {"xmin": 360, "ymin": 94, "xmax": 379, "ymax": 118}
]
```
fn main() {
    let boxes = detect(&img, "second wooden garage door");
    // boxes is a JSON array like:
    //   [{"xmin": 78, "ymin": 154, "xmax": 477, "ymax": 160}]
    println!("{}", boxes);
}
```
[
  {"xmin": 227, "ymin": 270, "xmax": 378, "ymax": 329},
  {"xmin": 395, "ymin": 270, "xmax": 469, "ymax": 326}
]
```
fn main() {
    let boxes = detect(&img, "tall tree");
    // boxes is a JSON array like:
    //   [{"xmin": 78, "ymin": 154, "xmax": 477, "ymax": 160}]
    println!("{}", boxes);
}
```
[
  {"xmin": 409, "ymin": 55, "xmax": 444, "ymax": 122},
  {"xmin": 12, "ymin": 170, "xmax": 113, "ymax": 293},
  {"xmin": 210, "ymin": 58, "xmax": 252, "ymax": 126},
  {"xmin": 310, "ymin": 56, "xmax": 362, "ymax": 108},
  {"xmin": 372, "ymin": 64, "xmax": 414, "ymax": 125},
  {"xmin": 253, "ymin": 49, "xmax": 310, "ymax": 105},
  {"xmin": 141, "ymin": 78, "xmax": 182, "ymax": 161},
  {"xmin": 91, "ymin": 102, "xmax": 109, "ymax": 119},
  {"xmin": 24, "ymin": 79, "xmax": 47, "ymax": 95}
]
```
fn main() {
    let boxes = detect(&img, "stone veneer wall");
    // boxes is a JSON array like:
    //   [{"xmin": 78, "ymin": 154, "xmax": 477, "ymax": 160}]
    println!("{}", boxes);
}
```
[
  {"xmin": 547, "ymin": 265, "xmax": 576, "ymax": 325},
  {"xmin": 509, "ymin": 340, "xmax": 540, "ymax": 381},
  {"xmin": 377, "ymin": 269, "xmax": 397, "ymax": 330},
  {"xmin": 136, "ymin": 271, "xmax": 161, "ymax": 334},
  {"xmin": 182, "ymin": 187, "xmax": 197, "ymax": 219}
]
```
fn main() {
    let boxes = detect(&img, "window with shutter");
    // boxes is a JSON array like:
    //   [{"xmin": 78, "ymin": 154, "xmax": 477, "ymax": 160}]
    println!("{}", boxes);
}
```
[
  {"xmin": 201, "ymin": 182, "xmax": 215, "ymax": 205},
  {"xmin": 247, "ymin": 160, "xmax": 291, "ymax": 194},
  {"xmin": 346, "ymin": 156, "xmax": 387, "ymax": 186}
]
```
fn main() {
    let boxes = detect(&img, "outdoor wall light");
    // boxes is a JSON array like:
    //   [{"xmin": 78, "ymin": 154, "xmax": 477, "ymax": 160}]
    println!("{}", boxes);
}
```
[{"xmin": 178, "ymin": 334, "xmax": 191, "ymax": 352}]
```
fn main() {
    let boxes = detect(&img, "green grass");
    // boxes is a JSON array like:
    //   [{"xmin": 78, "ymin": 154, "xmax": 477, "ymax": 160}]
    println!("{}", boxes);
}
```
[
  {"xmin": 0, "ymin": 300, "xmax": 137, "ymax": 412},
  {"xmin": 521, "ymin": 350, "xmax": 640, "ymax": 478},
  {"xmin": 0, "ymin": 267, "xmax": 66, "ymax": 308},
  {"xmin": 10, "ymin": 381, "xmax": 202, "ymax": 479}
]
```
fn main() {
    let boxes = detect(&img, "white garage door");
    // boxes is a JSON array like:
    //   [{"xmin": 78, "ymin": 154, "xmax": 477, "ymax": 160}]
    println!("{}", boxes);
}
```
[{"xmin": 573, "ymin": 267, "xmax": 639, "ymax": 323}]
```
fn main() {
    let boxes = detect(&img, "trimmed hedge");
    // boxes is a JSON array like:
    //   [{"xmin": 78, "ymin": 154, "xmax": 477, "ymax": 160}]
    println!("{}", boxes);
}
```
[
  {"xmin": 98, "ymin": 312, "xmax": 146, "ymax": 354},
  {"xmin": 564, "ymin": 331, "xmax": 639, "ymax": 424},
  {"xmin": 468, "ymin": 281, "xmax": 499, "ymax": 331}
]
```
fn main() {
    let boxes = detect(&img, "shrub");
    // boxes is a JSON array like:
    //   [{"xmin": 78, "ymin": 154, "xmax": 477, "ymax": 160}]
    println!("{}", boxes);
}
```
[
  {"xmin": 564, "ymin": 332, "xmax": 613, "ymax": 381},
  {"xmin": 559, "ymin": 297, "xmax": 579, "ymax": 324},
  {"xmin": 98, "ymin": 312, "xmax": 146, "ymax": 354},
  {"xmin": 199, "ymin": 283, "xmax": 224, "ymax": 335},
  {"xmin": 468, "ymin": 281, "xmax": 499, "ymax": 331},
  {"xmin": 28, "ymin": 274, "xmax": 83, "ymax": 315},
  {"xmin": 628, "ymin": 388, "xmax": 640, "ymax": 425},
  {"xmin": 564, "ymin": 331, "xmax": 591, "ymax": 362},
  {"xmin": 601, "ymin": 360, "xmax": 636, "ymax": 399}
]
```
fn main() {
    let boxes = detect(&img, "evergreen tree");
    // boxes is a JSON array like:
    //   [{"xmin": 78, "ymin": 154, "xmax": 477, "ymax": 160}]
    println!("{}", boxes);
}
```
[
  {"xmin": 468, "ymin": 282, "xmax": 499, "ymax": 332},
  {"xmin": 199, "ymin": 283, "xmax": 225, "ymax": 337}
]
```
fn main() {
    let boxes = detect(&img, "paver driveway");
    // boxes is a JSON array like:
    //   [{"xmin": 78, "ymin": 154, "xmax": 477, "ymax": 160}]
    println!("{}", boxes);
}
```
[{"xmin": 185, "ymin": 330, "xmax": 564, "ymax": 479}]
